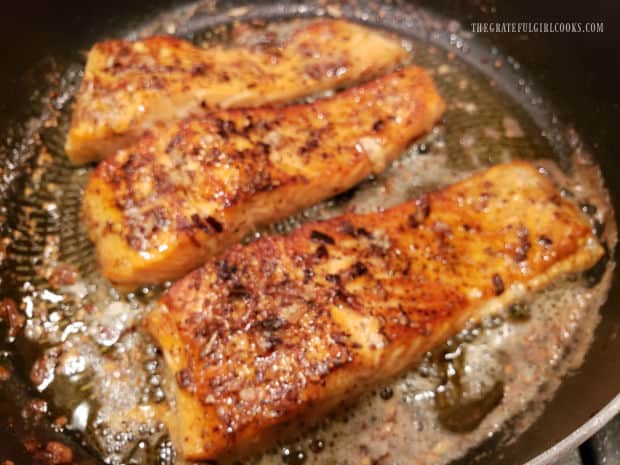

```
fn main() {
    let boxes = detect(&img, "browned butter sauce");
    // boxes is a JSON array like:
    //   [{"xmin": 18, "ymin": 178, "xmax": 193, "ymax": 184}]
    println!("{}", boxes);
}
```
[{"xmin": 4, "ymin": 11, "xmax": 614, "ymax": 465}]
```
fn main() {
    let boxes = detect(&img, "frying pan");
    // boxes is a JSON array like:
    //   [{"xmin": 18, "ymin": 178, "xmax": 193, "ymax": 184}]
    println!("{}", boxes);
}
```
[{"xmin": 0, "ymin": 0, "xmax": 619, "ymax": 464}]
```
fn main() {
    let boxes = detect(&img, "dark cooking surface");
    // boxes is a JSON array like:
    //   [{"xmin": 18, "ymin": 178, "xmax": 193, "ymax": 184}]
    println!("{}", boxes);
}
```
[{"xmin": 0, "ymin": 1, "xmax": 619, "ymax": 465}]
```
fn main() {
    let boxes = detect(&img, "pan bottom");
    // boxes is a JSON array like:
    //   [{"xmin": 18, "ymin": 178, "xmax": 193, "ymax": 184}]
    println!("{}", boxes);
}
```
[{"xmin": 0, "ymin": 2, "xmax": 615, "ymax": 465}]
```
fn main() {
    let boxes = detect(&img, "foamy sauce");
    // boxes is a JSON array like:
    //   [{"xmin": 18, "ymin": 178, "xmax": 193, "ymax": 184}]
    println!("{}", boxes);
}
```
[{"xmin": 6, "ymin": 15, "xmax": 614, "ymax": 465}]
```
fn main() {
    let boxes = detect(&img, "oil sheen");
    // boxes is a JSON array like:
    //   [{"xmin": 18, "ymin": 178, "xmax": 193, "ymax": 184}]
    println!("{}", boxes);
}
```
[{"xmin": 1, "ymin": 12, "xmax": 614, "ymax": 465}]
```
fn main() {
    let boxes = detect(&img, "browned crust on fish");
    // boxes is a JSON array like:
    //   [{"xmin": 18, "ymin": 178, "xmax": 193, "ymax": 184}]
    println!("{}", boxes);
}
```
[
  {"xmin": 145, "ymin": 161, "xmax": 603, "ymax": 461},
  {"xmin": 66, "ymin": 19, "xmax": 410, "ymax": 163},
  {"xmin": 82, "ymin": 66, "xmax": 445, "ymax": 287}
]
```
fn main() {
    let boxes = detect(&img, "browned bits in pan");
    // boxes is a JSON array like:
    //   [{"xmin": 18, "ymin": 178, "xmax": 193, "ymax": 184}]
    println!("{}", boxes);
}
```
[{"xmin": 0, "ymin": 298, "xmax": 24, "ymax": 339}]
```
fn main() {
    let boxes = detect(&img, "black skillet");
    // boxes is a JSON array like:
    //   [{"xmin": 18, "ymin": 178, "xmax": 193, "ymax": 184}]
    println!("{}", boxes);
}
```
[{"xmin": 0, "ymin": 0, "xmax": 619, "ymax": 464}]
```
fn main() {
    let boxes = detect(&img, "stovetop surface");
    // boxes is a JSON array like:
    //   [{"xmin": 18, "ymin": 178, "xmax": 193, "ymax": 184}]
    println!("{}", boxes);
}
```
[{"xmin": 556, "ymin": 414, "xmax": 619, "ymax": 465}]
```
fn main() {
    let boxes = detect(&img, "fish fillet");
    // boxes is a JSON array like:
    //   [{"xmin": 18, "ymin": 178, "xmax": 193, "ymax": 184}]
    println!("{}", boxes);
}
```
[
  {"xmin": 145, "ymin": 161, "xmax": 604, "ymax": 461},
  {"xmin": 66, "ymin": 19, "xmax": 410, "ymax": 163},
  {"xmin": 82, "ymin": 66, "xmax": 445, "ymax": 287}
]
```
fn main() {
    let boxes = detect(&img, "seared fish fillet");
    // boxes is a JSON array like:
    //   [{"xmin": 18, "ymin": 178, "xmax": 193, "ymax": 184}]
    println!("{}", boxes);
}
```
[
  {"xmin": 66, "ymin": 19, "xmax": 410, "ymax": 163},
  {"xmin": 83, "ymin": 66, "xmax": 445, "ymax": 287},
  {"xmin": 145, "ymin": 161, "xmax": 604, "ymax": 461}
]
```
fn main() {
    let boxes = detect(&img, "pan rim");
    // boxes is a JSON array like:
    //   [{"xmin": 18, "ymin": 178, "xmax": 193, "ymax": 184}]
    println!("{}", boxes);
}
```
[
  {"xmin": 526, "ymin": 394, "xmax": 620, "ymax": 465},
  {"xmin": 1, "ymin": 1, "xmax": 617, "ymax": 464}
]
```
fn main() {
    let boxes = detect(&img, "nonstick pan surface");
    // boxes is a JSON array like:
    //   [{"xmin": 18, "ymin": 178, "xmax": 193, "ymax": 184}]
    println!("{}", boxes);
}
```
[{"xmin": 0, "ymin": 1, "xmax": 619, "ymax": 465}]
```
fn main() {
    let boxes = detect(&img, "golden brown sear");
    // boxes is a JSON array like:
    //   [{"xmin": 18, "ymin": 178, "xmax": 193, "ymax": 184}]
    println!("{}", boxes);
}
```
[
  {"xmin": 82, "ymin": 66, "xmax": 445, "ymax": 288},
  {"xmin": 145, "ymin": 161, "xmax": 603, "ymax": 461},
  {"xmin": 66, "ymin": 19, "xmax": 410, "ymax": 163}
]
